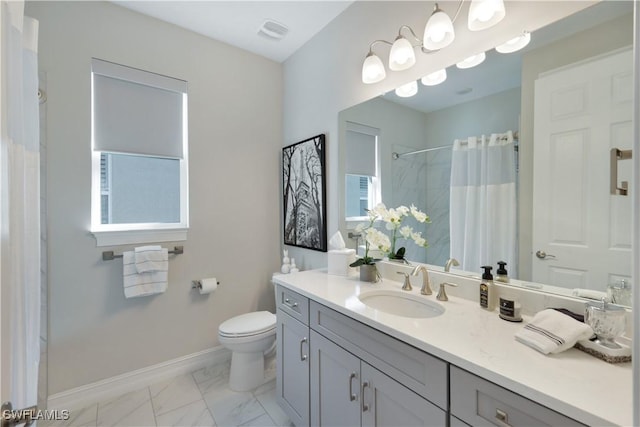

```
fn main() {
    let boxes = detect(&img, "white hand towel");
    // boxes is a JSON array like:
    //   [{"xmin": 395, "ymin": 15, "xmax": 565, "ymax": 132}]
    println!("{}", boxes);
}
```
[
  {"xmin": 571, "ymin": 288, "xmax": 608, "ymax": 301},
  {"xmin": 123, "ymin": 251, "xmax": 168, "ymax": 298},
  {"xmin": 134, "ymin": 245, "xmax": 168, "ymax": 273},
  {"xmin": 515, "ymin": 309, "xmax": 593, "ymax": 354}
]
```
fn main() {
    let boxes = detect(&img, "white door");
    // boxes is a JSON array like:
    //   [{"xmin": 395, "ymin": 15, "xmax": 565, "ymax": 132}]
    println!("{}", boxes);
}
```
[{"xmin": 532, "ymin": 48, "xmax": 633, "ymax": 290}]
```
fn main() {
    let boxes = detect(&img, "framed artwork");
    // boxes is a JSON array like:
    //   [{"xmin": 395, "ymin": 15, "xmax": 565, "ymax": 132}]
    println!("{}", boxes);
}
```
[{"xmin": 282, "ymin": 134, "xmax": 327, "ymax": 252}]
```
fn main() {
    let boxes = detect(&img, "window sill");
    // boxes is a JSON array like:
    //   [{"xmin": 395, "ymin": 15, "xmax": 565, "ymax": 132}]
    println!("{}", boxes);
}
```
[{"xmin": 92, "ymin": 228, "xmax": 188, "ymax": 247}]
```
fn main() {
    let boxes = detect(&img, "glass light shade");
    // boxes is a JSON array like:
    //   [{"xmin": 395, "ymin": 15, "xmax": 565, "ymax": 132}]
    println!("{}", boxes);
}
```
[
  {"xmin": 468, "ymin": 0, "xmax": 506, "ymax": 31},
  {"xmin": 423, "ymin": 9, "xmax": 455, "ymax": 50},
  {"xmin": 395, "ymin": 80, "xmax": 418, "ymax": 98},
  {"xmin": 421, "ymin": 69, "xmax": 447, "ymax": 86},
  {"xmin": 362, "ymin": 52, "xmax": 386, "ymax": 84},
  {"xmin": 389, "ymin": 36, "xmax": 416, "ymax": 71},
  {"xmin": 495, "ymin": 32, "xmax": 531, "ymax": 53},
  {"xmin": 456, "ymin": 52, "xmax": 486, "ymax": 69}
]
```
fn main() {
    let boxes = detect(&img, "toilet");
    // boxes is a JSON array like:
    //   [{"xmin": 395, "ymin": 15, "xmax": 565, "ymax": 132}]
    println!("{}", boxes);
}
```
[{"xmin": 218, "ymin": 310, "xmax": 277, "ymax": 391}]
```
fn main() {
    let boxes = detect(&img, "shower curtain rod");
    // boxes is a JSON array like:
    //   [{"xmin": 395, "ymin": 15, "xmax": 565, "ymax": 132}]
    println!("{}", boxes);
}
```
[{"xmin": 392, "ymin": 131, "xmax": 519, "ymax": 160}]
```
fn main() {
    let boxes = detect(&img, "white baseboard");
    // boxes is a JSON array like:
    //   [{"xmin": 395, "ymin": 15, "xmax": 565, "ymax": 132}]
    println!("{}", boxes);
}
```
[{"xmin": 47, "ymin": 346, "xmax": 231, "ymax": 411}]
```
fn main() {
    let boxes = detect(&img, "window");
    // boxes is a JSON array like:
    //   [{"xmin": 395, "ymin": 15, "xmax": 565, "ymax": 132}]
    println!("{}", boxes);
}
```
[
  {"xmin": 345, "ymin": 122, "xmax": 380, "ymax": 222},
  {"xmin": 90, "ymin": 58, "xmax": 188, "ymax": 246}
]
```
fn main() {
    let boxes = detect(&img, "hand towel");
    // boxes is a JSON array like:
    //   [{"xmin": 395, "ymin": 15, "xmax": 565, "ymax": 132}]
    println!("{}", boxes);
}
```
[
  {"xmin": 134, "ymin": 245, "xmax": 168, "ymax": 273},
  {"xmin": 515, "ymin": 309, "xmax": 593, "ymax": 354},
  {"xmin": 571, "ymin": 288, "xmax": 608, "ymax": 301},
  {"xmin": 123, "ymin": 251, "xmax": 168, "ymax": 298}
]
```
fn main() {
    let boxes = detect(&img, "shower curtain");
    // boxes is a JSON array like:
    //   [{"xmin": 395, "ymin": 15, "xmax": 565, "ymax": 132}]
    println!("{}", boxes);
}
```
[
  {"xmin": 1, "ymin": 0, "xmax": 40, "ymax": 409},
  {"xmin": 449, "ymin": 132, "xmax": 517, "ymax": 277}
]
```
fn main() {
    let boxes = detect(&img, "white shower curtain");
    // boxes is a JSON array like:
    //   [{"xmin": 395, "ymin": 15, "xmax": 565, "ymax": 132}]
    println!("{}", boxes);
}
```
[
  {"xmin": 449, "ymin": 132, "xmax": 517, "ymax": 277},
  {"xmin": 1, "ymin": 0, "xmax": 40, "ymax": 409}
]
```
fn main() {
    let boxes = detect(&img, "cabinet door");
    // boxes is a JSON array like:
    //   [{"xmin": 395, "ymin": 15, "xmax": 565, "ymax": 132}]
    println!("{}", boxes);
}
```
[
  {"xmin": 310, "ymin": 330, "xmax": 361, "ymax": 427},
  {"xmin": 360, "ymin": 362, "xmax": 446, "ymax": 427},
  {"xmin": 276, "ymin": 310, "xmax": 310, "ymax": 427}
]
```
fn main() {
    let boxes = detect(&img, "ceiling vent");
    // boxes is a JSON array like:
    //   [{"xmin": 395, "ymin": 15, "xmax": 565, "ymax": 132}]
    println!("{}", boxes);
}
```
[{"xmin": 258, "ymin": 19, "xmax": 289, "ymax": 41}]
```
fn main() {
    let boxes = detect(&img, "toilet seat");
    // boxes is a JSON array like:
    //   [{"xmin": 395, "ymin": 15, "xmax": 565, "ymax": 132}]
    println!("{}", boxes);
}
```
[{"xmin": 219, "ymin": 311, "xmax": 276, "ymax": 338}]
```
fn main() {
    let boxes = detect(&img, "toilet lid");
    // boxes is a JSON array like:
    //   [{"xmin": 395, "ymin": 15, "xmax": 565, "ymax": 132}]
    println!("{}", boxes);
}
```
[{"xmin": 219, "ymin": 311, "xmax": 276, "ymax": 337}]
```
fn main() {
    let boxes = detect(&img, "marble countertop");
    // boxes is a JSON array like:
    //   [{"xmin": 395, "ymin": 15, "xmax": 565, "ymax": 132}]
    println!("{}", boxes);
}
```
[{"xmin": 273, "ymin": 269, "xmax": 632, "ymax": 427}]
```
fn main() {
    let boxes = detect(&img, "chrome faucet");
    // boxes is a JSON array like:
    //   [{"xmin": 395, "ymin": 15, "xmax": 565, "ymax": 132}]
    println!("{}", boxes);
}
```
[
  {"xmin": 411, "ymin": 265, "xmax": 432, "ymax": 295},
  {"xmin": 396, "ymin": 272, "xmax": 412, "ymax": 291},
  {"xmin": 444, "ymin": 258, "xmax": 460, "ymax": 272}
]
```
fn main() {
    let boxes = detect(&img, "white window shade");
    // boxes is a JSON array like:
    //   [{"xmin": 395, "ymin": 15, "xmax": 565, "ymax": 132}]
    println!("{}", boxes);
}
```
[
  {"xmin": 92, "ymin": 58, "xmax": 186, "ymax": 158},
  {"xmin": 346, "ymin": 130, "xmax": 377, "ymax": 176}
]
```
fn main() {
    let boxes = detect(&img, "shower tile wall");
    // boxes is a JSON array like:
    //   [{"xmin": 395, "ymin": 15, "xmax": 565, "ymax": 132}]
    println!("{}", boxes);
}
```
[
  {"xmin": 39, "ymin": 72, "xmax": 48, "ymax": 410},
  {"xmin": 392, "ymin": 144, "xmax": 450, "ymax": 266}
]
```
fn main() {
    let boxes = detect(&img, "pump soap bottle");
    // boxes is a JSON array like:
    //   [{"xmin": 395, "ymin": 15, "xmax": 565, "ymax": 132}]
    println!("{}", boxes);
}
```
[
  {"xmin": 480, "ymin": 266, "xmax": 495, "ymax": 310},
  {"xmin": 496, "ymin": 261, "xmax": 509, "ymax": 283}
]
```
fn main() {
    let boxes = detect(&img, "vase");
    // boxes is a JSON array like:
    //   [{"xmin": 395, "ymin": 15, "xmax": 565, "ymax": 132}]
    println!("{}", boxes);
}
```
[{"xmin": 360, "ymin": 264, "xmax": 379, "ymax": 283}]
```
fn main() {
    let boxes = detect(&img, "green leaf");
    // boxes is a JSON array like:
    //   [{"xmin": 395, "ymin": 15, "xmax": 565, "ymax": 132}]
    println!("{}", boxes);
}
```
[
  {"xmin": 350, "ymin": 258, "xmax": 366, "ymax": 267},
  {"xmin": 396, "ymin": 247, "xmax": 406, "ymax": 257}
]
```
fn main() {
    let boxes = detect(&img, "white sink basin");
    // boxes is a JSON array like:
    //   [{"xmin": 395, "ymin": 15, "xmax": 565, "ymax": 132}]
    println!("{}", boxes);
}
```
[{"xmin": 358, "ymin": 290, "xmax": 445, "ymax": 318}]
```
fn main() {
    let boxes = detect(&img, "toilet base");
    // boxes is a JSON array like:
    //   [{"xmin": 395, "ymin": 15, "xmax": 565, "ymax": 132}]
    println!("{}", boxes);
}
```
[{"xmin": 229, "ymin": 351, "xmax": 265, "ymax": 392}]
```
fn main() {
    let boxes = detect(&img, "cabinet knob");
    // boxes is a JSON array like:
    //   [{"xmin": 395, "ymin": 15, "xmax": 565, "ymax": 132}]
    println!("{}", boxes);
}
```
[
  {"xmin": 361, "ymin": 381, "xmax": 370, "ymax": 412},
  {"xmin": 348, "ymin": 372, "xmax": 358, "ymax": 402},
  {"xmin": 299, "ymin": 337, "xmax": 308, "ymax": 361},
  {"xmin": 495, "ymin": 408, "xmax": 512, "ymax": 426}
]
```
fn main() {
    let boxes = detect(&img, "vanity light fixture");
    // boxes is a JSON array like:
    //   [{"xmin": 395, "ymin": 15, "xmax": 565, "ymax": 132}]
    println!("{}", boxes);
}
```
[
  {"xmin": 468, "ymin": 0, "xmax": 506, "ymax": 31},
  {"xmin": 389, "ymin": 26, "xmax": 420, "ymax": 71},
  {"xmin": 456, "ymin": 52, "xmax": 486, "ymax": 69},
  {"xmin": 421, "ymin": 68, "xmax": 447, "ymax": 86},
  {"xmin": 423, "ymin": 3, "xmax": 457, "ymax": 51},
  {"xmin": 361, "ymin": 0, "xmax": 506, "ymax": 84},
  {"xmin": 362, "ymin": 50, "xmax": 387, "ymax": 84},
  {"xmin": 395, "ymin": 80, "xmax": 419, "ymax": 98},
  {"xmin": 495, "ymin": 31, "xmax": 531, "ymax": 53}
]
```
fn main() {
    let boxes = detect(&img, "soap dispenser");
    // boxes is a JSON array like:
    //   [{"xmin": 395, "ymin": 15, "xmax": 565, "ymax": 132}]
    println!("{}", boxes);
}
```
[
  {"xmin": 480, "ymin": 266, "xmax": 495, "ymax": 311},
  {"xmin": 495, "ymin": 261, "xmax": 509, "ymax": 283}
]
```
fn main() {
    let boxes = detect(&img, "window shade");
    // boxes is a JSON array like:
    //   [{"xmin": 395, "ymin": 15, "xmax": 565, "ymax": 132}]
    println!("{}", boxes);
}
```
[
  {"xmin": 92, "ymin": 58, "xmax": 187, "ymax": 159},
  {"xmin": 346, "ymin": 130, "xmax": 377, "ymax": 176}
]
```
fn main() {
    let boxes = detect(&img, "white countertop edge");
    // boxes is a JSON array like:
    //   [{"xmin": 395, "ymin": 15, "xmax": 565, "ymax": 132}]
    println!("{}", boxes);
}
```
[{"xmin": 273, "ymin": 270, "xmax": 632, "ymax": 427}]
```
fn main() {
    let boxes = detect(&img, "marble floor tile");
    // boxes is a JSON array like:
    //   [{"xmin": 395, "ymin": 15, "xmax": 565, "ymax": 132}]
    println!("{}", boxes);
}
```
[
  {"xmin": 40, "ymin": 404, "xmax": 97, "ymax": 427},
  {"xmin": 193, "ymin": 363, "xmax": 231, "ymax": 396},
  {"xmin": 254, "ymin": 385, "xmax": 290, "ymax": 427},
  {"xmin": 150, "ymin": 374, "xmax": 202, "ymax": 416},
  {"xmin": 155, "ymin": 399, "xmax": 215, "ymax": 427},
  {"xmin": 97, "ymin": 388, "xmax": 156, "ymax": 427},
  {"xmin": 238, "ymin": 413, "xmax": 275, "ymax": 427},
  {"xmin": 203, "ymin": 387, "xmax": 266, "ymax": 427}
]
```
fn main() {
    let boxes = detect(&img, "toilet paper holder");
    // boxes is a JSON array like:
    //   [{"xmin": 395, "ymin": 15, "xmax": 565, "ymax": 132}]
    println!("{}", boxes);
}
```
[{"xmin": 192, "ymin": 279, "xmax": 221, "ymax": 290}]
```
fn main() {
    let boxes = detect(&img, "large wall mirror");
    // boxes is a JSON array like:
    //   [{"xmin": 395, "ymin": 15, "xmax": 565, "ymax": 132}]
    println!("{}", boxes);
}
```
[{"xmin": 339, "ymin": 1, "xmax": 633, "ymax": 306}]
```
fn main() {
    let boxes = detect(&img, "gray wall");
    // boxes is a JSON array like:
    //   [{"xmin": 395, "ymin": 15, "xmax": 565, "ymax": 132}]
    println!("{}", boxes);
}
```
[
  {"xmin": 518, "ymin": 12, "xmax": 633, "ymax": 280},
  {"xmin": 27, "ymin": 1, "xmax": 282, "ymax": 394}
]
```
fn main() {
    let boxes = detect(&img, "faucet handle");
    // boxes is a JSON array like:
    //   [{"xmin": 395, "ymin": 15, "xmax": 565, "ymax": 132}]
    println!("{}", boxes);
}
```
[
  {"xmin": 397, "ymin": 272, "xmax": 412, "ymax": 291},
  {"xmin": 437, "ymin": 282, "xmax": 458, "ymax": 301}
]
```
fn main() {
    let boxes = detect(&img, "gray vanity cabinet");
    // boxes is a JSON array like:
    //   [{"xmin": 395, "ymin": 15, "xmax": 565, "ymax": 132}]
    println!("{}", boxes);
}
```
[
  {"xmin": 310, "ymin": 329, "xmax": 445, "ymax": 427},
  {"xmin": 276, "ymin": 287, "xmax": 310, "ymax": 427}
]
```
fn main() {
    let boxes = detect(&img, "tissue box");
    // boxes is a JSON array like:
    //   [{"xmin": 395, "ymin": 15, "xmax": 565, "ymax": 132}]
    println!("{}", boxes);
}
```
[{"xmin": 328, "ymin": 249, "xmax": 356, "ymax": 276}]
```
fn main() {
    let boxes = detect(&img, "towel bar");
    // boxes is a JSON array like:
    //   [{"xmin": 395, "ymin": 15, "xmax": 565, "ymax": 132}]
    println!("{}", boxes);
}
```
[{"xmin": 102, "ymin": 246, "xmax": 184, "ymax": 261}]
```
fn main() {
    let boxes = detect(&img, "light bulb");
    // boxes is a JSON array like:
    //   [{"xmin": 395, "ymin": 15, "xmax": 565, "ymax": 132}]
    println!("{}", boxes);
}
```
[
  {"xmin": 421, "ymin": 69, "xmax": 447, "ymax": 86},
  {"xmin": 362, "ymin": 52, "xmax": 386, "ymax": 84},
  {"xmin": 423, "ymin": 5, "xmax": 455, "ymax": 51},
  {"xmin": 468, "ymin": 0, "xmax": 505, "ymax": 31},
  {"xmin": 456, "ymin": 52, "xmax": 486, "ymax": 69},
  {"xmin": 395, "ymin": 80, "xmax": 418, "ymax": 98},
  {"xmin": 495, "ymin": 31, "xmax": 531, "ymax": 53},
  {"xmin": 389, "ymin": 36, "xmax": 416, "ymax": 71}
]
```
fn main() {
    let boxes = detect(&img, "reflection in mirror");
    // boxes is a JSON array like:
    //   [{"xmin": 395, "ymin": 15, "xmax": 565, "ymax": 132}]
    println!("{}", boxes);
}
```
[{"xmin": 340, "ymin": 1, "xmax": 633, "ymax": 306}]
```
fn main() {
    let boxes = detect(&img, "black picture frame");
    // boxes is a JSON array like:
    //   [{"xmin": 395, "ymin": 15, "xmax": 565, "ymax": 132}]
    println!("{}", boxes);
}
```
[{"xmin": 282, "ymin": 134, "xmax": 327, "ymax": 252}]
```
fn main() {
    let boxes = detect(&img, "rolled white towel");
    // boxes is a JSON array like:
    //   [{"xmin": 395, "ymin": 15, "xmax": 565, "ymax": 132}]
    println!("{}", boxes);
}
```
[
  {"xmin": 515, "ymin": 309, "xmax": 593, "ymax": 354},
  {"xmin": 571, "ymin": 288, "xmax": 608, "ymax": 301}
]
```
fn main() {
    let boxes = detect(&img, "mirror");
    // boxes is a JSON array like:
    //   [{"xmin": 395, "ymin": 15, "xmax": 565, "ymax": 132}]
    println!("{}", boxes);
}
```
[{"xmin": 339, "ymin": 1, "xmax": 634, "ymax": 306}]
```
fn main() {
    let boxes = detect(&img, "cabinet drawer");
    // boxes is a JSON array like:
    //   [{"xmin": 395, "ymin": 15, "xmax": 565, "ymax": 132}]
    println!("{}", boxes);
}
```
[
  {"xmin": 276, "ymin": 285, "xmax": 309, "ymax": 324},
  {"xmin": 450, "ymin": 366, "xmax": 586, "ymax": 427},
  {"xmin": 310, "ymin": 301, "xmax": 447, "ymax": 409}
]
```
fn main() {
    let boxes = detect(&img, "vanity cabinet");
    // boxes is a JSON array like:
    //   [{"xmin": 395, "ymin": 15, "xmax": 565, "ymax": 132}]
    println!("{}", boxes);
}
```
[
  {"xmin": 276, "ymin": 286, "xmax": 310, "ymax": 427},
  {"xmin": 450, "ymin": 366, "xmax": 586, "ymax": 427},
  {"xmin": 309, "ymin": 302, "xmax": 447, "ymax": 427},
  {"xmin": 310, "ymin": 330, "xmax": 444, "ymax": 426}
]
